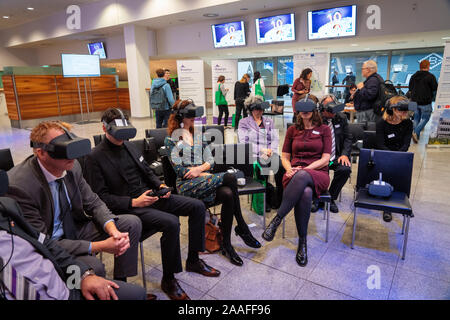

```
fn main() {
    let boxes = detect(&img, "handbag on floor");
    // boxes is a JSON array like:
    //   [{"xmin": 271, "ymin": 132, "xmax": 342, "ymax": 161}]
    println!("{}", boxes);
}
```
[{"xmin": 205, "ymin": 210, "xmax": 222, "ymax": 253}]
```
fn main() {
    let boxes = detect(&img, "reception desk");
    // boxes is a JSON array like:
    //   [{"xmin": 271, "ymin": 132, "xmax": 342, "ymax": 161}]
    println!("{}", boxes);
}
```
[{"xmin": 2, "ymin": 67, "xmax": 130, "ymax": 128}]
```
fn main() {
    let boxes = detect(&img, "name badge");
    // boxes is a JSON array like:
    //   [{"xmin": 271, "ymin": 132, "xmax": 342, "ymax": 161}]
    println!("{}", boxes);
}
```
[
  {"xmin": 38, "ymin": 232, "xmax": 46, "ymax": 244},
  {"xmin": 388, "ymin": 133, "xmax": 395, "ymax": 139},
  {"xmin": 335, "ymin": 124, "xmax": 340, "ymax": 128},
  {"xmin": 312, "ymin": 130, "xmax": 320, "ymax": 135},
  {"xmin": 139, "ymin": 156, "xmax": 144, "ymax": 162}
]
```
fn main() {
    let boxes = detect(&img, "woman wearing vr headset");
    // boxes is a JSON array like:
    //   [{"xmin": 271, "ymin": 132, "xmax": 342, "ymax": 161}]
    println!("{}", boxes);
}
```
[
  {"xmin": 376, "ymin": 95, "xmax": 413, "ymax": 222},
  {"xmin": 165, "ymin": 100, "xmax": 261, "ymax": 267},
  {"xmin": 262, "ymin": 97, "xmax": 332, "ymax": 267},
  {"xmin": 238, "ymin": 95, "xmax": 285, "ymax": 210}
]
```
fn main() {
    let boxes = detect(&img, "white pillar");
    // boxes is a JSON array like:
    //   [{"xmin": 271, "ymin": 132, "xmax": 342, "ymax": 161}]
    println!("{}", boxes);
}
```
[{"xmin": 124, "ymin": 24, "xmax": 151, "ymax": 118}]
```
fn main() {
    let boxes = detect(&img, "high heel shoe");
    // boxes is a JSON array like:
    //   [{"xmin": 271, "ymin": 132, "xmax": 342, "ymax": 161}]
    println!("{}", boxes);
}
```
[
  {"xmin": 235, "ymin": 226, "xmax": 261, "ymax": 248},
  {"xmin": 221, "ymin": 245, "xmax": 243, "ymax": 266},
  {"xmin": 296, "ymin": 236, "xmax": 308, "ymax": 267},
  {"xmin": 262, "ymin": 215, "xmax": 282, "ymax": 242}
]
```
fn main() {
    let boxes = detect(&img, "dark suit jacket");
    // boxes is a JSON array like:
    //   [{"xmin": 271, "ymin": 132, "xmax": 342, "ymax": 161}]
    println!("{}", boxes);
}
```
[
  {"xmin": 84, "ymin": 139, "xmax": 163, "ymax": 214},
  {"xmin": 6, "ymin": 156, "xmax": 117, "ymax": 256},
  {"xmin": 0, "ymin": 196, "xmax": 89, "ymax": 299},
  {"xmin": 329, "ymin": 112, "xmax": 353, "ymax": 158}
]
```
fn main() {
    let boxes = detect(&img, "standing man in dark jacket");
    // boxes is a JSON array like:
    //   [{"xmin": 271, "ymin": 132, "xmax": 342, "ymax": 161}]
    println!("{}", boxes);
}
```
[
  {"xmin": 409, "ymin": 60, "xmax": 438, "ymax": 143},
  {"xmin": 354, "ymin": 60, "xmax": 382, "ymax": 123},
  {"xmin": 311, "ymin": 95, "xmax": 353, "ymax": 213},
  {"xmin": 84, "ymin": 108, "xmax": 221, "ymax": 301}
]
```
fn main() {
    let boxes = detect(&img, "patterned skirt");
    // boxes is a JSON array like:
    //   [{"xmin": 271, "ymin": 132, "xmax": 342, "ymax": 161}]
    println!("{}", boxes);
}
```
[{"xmin": 176, "ymin": 172, "xmax": 225, "ymax": 207}]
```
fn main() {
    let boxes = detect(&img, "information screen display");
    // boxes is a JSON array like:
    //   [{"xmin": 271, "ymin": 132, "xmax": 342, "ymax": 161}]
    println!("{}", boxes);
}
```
[
  {"xmin": 256, "ymin": 13, "xmax": 295, "ymax": 44},
  {"xmin": 308, "ymin": 5, "xmax": 356, "ymax": 40},
  {"xmin": 87, "ymin": 42, "xmax": 107, "ymax": 59},
  {"xmin": 61, "ymin": 54, "xmax": 101, "ymax": 77},
  {"xmin": 212, "ymin": 21, "xmax": 246, "ymax": 48}
]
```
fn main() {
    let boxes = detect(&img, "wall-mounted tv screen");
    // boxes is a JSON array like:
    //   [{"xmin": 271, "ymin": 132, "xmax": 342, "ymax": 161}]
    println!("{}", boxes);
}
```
[
  {"xmin": 212, "ymin": 21, "xmax": 246, "ymax": 48},
  {"xmin": 87, "ymin": 42, "xmax": 107, "ymax": 59},
  {"xmin": 62, "ymin": 54, "xmax": 100, "ymax": 77},
  {"xmin": 308, "ymin": 5, "xmax": 356, "ymax": 40},
  {"xmin": 256, "ymin": 13, "xmax": 295, "ymax": 44}
]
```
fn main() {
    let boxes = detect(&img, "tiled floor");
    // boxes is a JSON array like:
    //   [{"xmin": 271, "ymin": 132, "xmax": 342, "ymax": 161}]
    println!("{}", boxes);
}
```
[{"xmin": 1, "ymin": 110, "xmax": 449, "ymax": 300}]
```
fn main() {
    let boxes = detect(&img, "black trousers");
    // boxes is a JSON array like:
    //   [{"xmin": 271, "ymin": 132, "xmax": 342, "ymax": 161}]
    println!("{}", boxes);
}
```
[
  {"xmin": 217, "ymin": 105, "xmax": 229, "ymax": 126},
  {"xmin": 235, "ymin": 99, "xmax": 247, "ymax": 129},
  {"xmin": 255, "ymin": 155, "xmax": 285, "ymax": 205},
  {"xmin": 76, "ymin": 214, "xmax": 142, "ymax": 279},
  {"xmin": 131, "ymin": 194, "xmax": 205, "ymax": 275},
  {"xmin": 328, "ymin": 162, "xmax": 352, "ymax": 200}
]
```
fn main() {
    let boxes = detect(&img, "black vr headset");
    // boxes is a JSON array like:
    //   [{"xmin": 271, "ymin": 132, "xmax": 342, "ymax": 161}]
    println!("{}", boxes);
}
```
[
  {"xmin": 30, "ymin": 123, "xmax": 91, "ymax": 160},
  {"xmin": 0, "ymin": 170, "xmax": 8, "ymax": 197},
  {"xmin": 104, "ymin": 108, "xmax": 137, "ymax": 140},
  {"xmin": 174, "ymin": 100, "xmax": 204, "ymax": 121},
  {"xmin": 386, "ymin": 98, "xmax": 418, "ymax": 115},
  {"xmin": 295, "ymin": 95, "xmax": 317, "ymax": 112},
  {"xmin": 247, "ymin": 101, "xmax": 270, "ymax": 112}
]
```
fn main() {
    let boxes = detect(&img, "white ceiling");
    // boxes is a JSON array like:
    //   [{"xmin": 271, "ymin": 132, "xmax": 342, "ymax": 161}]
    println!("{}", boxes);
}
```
[{"xmin": 0, "ymin": 0, "xmax": 102, "ymax": 30}]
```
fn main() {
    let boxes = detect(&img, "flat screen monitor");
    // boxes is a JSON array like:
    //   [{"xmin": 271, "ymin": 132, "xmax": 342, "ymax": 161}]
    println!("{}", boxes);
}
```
[
  {"xmin": 308, "ymin": 5, "xmax": 357, "ymax": 40},
  {"xmin": 256, "ymin": 13, "xmax": 295, "ymax": 44},
  {"xmin": 212, "ymin": 21, "xmax": 246, "ymax": 48},
  {"xmin": 87, "ymin": 42, "xmax": 107, "ymax": 59},
  {"xmin": 61, "ymin": 54, "xmax": 101, "ymax": 77}
]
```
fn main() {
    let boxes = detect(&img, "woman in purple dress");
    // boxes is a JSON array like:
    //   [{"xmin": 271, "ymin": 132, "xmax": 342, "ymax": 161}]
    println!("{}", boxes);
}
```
[{"xmin": 262, "ymin": 99, "xmax": 331, "ymax": 267}]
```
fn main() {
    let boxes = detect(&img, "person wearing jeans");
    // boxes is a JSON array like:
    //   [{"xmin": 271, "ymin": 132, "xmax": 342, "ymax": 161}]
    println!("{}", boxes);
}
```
[{"xmin": 413, "ymin": 104, "xmax": 433, "ymax": 140}]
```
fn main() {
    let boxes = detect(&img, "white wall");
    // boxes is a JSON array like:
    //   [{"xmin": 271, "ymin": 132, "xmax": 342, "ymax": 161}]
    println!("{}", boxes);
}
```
[{"xmin": 0, "ymin": 47, "xmax": 38, "ymax": 69}]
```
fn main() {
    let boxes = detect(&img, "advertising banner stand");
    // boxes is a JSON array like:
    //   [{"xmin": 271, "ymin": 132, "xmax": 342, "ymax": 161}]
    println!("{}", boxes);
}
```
[{"xmin": 177, "ymin": 60, "xmax": 206, "ymax": 124}]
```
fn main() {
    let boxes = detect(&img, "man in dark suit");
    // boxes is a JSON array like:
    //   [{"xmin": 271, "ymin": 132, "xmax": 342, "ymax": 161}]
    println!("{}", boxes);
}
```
[
  {"xmin": 6, "ymin": 121, "xmax": 143, "ymax": 287},
  {"xmin": 0, "ymin": 170, "xmax": 146, "ymax": 300},
  {"xmin": 312, "ymin": 95, "xmax": 353, "ymax": 213},
  {"xmin": 84, "ymin": 108, "xmax": 221, "ymax": 301}
]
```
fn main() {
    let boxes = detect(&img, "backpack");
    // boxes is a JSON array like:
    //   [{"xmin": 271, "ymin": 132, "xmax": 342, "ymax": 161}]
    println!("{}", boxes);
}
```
[
  {"xmin": 373, "ymin": 76, "xmax": 397, "ymax": 116},
  {"xmin": 150, "ymin": 83, "xmax": 168, "ymax": 110}
]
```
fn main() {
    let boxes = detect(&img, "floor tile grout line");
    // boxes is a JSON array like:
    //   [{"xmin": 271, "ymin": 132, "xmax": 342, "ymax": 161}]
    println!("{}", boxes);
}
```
[{"xmin": 301, "ymin": 279, "xmax": 361, "ymax": 300}]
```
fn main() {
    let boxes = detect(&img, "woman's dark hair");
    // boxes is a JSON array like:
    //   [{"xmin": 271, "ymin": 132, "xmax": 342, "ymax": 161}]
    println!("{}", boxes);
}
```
[
  {"xmin": 217, "ymin": 75, "xmax": 225, "ymax": 83},
  {"xmin": 253, "ymin": 71, "xmax": 261, "ymax": 83},
  {"xmin": 300, "ymin": 68, "xmax": 313, "ymax": 80},
  {"xmin": 295, "ymin": 110, "xmax": 322, "ymax": 131},
  {"xmin": 167, "ymin": 99, "xmax": 195, "ymax": 136}
]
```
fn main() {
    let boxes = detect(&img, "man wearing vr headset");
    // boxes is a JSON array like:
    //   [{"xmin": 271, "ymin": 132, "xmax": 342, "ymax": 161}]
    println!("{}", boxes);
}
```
[
  {"xmin": 0, "ymin": 170, "xmax": 147, "ymax": 300},
  {"xmin": 313, "ymin": 95, "xmax": 353, "ymax": 213},
  {"xmin": 5, "ymin": 121, "xmax": 143, "ymax": 289},
  {"xmin": 84, "ymin": 108, "xmax": 220, "ymax": 301}
]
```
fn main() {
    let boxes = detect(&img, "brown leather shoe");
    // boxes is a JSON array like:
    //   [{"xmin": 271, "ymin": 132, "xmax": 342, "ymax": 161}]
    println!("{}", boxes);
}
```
[
  {"xmin": 161, "ymin": 278, "xmax": 190, "ymax": 300},
  {"xmin": 146, "ymin": 293, "xmax": 157, "ymax": 300},
  {"xmin": 186, "ymin": 259, "xmax": 221, "ymax": 277}
]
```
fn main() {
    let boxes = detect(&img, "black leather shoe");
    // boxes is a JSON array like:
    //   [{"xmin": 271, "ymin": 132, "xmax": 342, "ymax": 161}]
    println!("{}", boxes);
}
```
[
  {"xmin": 311, "ymin": 201, "xmax": 324, "ymax": 213},
  {"xmin": 383, "ymin": 211, "xmax": 393, "ymax": 222},
  {"xmin": 329, "ymin": 200, "xmax": 339, "ymax": 213},
  {"xmin": 161, "ymin": 278, "xmax": 190, "ymax": 300},
  {"xmin": 186, "ymin": 259, "xmax": 221, "ymax": 277},
  {"xmin": 262, "ymin": 215, "xmax": 282, "ymax": 242},
  {"xmin": 221, "ymin": 245, "xmax": 243, "ymax": 266},
  {"xmin": 235, "ymin": 226, "xmax": 261, "ymax": 248},
  {"xmin": 296, "ymin": 237, "xmax": 308, "ymax": 267}
]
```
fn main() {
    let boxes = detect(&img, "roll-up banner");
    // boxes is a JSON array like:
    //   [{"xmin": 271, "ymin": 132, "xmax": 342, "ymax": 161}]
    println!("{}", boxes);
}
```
[
  {"xmin": 212, "ymin": 60, "xmax": 238, "ymax": 124},
  {"xmin": 177, "ymin": 60, "xmax": 206, "ymax": 124},
  {"xmin": 293, "ymin": 53, "xmax": 329, "ymax": 98}
]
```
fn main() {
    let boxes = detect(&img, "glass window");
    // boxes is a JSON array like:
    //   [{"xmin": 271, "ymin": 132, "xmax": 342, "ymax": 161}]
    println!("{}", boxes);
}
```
[{"xmin": 277, "ymin": 56, "xmax": 294, "ymax": 85}]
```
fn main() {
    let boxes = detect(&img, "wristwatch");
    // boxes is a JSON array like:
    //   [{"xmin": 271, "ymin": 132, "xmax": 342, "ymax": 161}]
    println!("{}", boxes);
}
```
[{"xmin": 81, "ymin": 269, "xmax": 96, "ymax": 282}]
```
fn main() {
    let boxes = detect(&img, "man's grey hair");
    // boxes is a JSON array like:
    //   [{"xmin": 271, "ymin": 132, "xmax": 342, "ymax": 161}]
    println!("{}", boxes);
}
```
[
  {"xmin": 363, "ymin": 60, "xmax": 378, "ymax": 72},
  {"xmin": 320, "ymin": 94, "xmax": 338, "ymax": 105},
  {"xmin": 244, "ymin": 95, "xmax": 264, "ymax": 107}
]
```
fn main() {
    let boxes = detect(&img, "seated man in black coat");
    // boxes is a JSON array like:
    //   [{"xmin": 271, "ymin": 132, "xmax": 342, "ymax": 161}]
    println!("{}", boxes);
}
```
[
  {"xmin": 0, "ymin": 170, "xmax": 146, "ymax": 300},
  {"xmin": 84, "ymin": 108, "xmax": 221, "ymax": 301},
  {"xmin": 312, "ymin": 95, "xmax": 353, "ymax": 213}
]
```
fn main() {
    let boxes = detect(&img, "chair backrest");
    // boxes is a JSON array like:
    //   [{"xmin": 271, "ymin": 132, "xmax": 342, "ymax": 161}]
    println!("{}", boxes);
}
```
[
  {"xmin": 0, "ymin": 148, "xmax": 14, "ymax": 171},
  {"xmin": 129, "ymin": 138, "xmax": 158, "ymax": 163},
  {"xmin": 211, "ymin": 143, "xmax": 254, "ymax": 177},
  {"xmin": 366, "ymin": 121, "xmax": 377, "ymax": 131},
  {"xmin": 271, "ymin": 100, "xmax": 285, "ymax": 106},
  {"xmin": 203, "ymin": 125, "xmax": 225, "ymax": 145},
  {"xmin": 363, "ymin": 131, "xmax": 377, "ymax": 149},
  {"xmin": 161, "ymin": 155, "xmax": 177, "ymax": 193},
  {"xmin": 356, "ymin": 148, "xmax": 414, "ymax": 196},
  {"xmin": 145, "ymin": 128, "xmax": 168, "ymax": 150},
  {"xmin": 93, "ymin": 134, "xmax": 106, "ymax": 146},
  {"xmin": 348, "ymin": 123, "xmax": 365, "ymax": 143}
]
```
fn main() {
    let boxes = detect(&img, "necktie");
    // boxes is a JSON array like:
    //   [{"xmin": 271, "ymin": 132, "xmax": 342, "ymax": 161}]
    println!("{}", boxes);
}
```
[
  {"xmin": 328, "ymin": 119, "xmax": 336, "ymax": 162},
  {"xmin": 55, "ymin": 179, "xmax": 76, "ymax": 240},
  {"xmin": 1, "ymin": 254, "xmax": 40, "ymax": 300}
]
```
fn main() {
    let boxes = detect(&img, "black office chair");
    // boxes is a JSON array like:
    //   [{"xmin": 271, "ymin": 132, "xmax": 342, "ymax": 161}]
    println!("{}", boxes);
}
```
[
  {"xmin": 366, "ymin": 121, "xmax": 377, "ymax": 131},
  {"xmin": 0, "ymin": 148, "xmax": 14, "ymax": 171},
  {"xmin": 362, "ymin": 131, "xmax": 377, "ymax": 149},
  {"xmin": 145, "ymin": 128, "xmax": 169, "ymax": 157},
  {"xmin": 93, "ymin": 134, "xmax": 106, "ymax": 146},
  {"xmin": 348, "ymin": 123, "xmax": 365, "ymax": 163},
  {"xmin": 161, "ymin": 155, "xmax": 178, "ymax": 194},
  {"xmin": 352, "ymin": 148, "xmax": 414, "ymax": 260},
  {"xmin": 203, "ymin": 125, "xmax": 225, "ymax": 145}
]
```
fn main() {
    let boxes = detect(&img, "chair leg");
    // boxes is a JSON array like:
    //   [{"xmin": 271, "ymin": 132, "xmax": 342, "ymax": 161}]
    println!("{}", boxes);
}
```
[
  {"xmin": 140, "ymin": 242, "xmax": 147, "ymax": 291},
  {"xmin": 401, "ymin": 215, "xmax": 406, "ymax": 235},
  {"xmin": 263, "ymin": 193, "xmax": 266, "ymax": 229},
  {"xmin": 323, "ymin": 205, "xmax": 326, "ymax": 220},
  {"xmin": 339, "ymin": 191, "xmax": 342, "ymax": 203},
  {"xmin": 402, "ymin": 216, "xmax": 411, "ymax": 260},
  {"xmin": 351, "ymin": 206, "xmax": 357, "ymax": 249},
  {"xmin": 325, "ymin": 202, "xmax": 330, "ymax": 243},
  {"xmin": 282, "ymin": 217, "xmax": 285, "ymax": 239}
]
